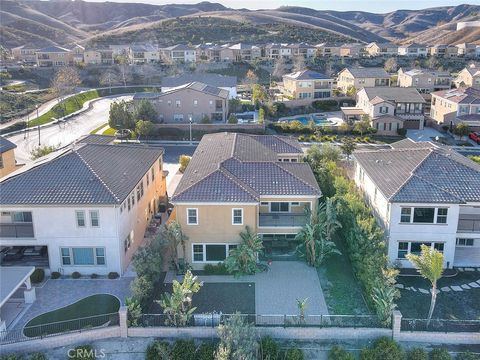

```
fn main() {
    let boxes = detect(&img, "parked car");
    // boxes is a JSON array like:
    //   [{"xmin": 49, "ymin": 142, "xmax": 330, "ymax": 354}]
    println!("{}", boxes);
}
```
[
  {"xmin": 4, "ymin": 246, "xmax": 26, "ymax": 261},
  {"xmin": 469, "ymin": 131, "xmax": 480, "ymax": 144}
]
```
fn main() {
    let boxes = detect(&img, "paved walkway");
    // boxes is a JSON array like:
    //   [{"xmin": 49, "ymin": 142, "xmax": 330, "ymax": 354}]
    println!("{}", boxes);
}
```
[
  {"xmin": 165, "ymin": 261, "xmax": 329, "ymax": 316},
  {"xmin": 407, "ymin": 128, "xmax": 444, "ymax": 142},
  {"xmin": 10, "ymin": 278, "xmax": 132, "ymax": 330}
]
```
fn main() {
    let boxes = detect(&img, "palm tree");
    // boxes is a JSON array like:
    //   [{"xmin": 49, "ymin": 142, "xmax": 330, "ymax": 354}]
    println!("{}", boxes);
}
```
[
  {"xmin": 406, "ymin": 245, "xmax": 444, "ymax": 325},
  {"xmin": 296, "ymin": 298, "xmax": 308, "ymax": 324},
  {"xmin": 165, "ymin": 220, "xmax": 188, "ymax": 271}
]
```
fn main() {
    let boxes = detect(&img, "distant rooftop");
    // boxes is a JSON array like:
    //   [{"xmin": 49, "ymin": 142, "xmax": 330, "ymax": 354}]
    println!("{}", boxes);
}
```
[
  {"xmin": 361, "ymin": 87, "xmax": 426, "ymax": 103},
  {"xmin": 432, "ymin": 87, "xmax": 480, "ymax": 104},
  {"xmin": 283, "ymin": 70, "xmax": 332, "ymax": 81},
  {"xmin": 342, "ymin": 67, "xmax": 390, "ymax": 78},
  {"xmin": 0, "ymin": 136, "xmax": 17, "ymax": 154},
  {"xmin": 162, "ymin": 73, "xmax": 237, "ymax": 88}
]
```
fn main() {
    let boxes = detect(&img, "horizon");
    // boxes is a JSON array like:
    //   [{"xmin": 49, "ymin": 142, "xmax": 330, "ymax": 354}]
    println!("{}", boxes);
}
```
[{"xmin": 73, "ymin": 0, "xmax": 477, "ymax": 13}]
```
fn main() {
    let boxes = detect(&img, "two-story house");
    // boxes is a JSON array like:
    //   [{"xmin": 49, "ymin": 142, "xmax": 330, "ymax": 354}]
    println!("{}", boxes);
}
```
[
  {"xmin": 353, "ymin": 139, "xmax": 480, "ymax": 268},
  {"xmin": 161, "ymin": 73, "xmax": 237, "ymax": 99},
  {"xmin": 398, "ymin": 43, "xmax": 428, "ymax": 57},
  {"xmin": 288, "ymin": 43, "xmax": 317, "ymax": 59},
  {"xmin": 128, "ymin": 44, "xmax": 159, "ymax": 64},
  {"xmin": 265, "ymin": 44, "xmax": 292, "ymax": 59},
  {"xmin": 282, "ymin": 70, "xmax": 334, "ymax": 100},
  {"xmin": 339, "ymin": 43, "xmax": 365, "ymax": 58},
  {"xmin": 36, "ymin": 46, "xmax": 73, "ymax": 67},
  {"xmin": 171, "ymin": 132, "xmax": 321, "ymax": 269},
  {"xmin": 133, "ymin": 81, "xmax": 229, "ymax": 123},
  {"xmin": 227, "ymin": 43, "xmax": 261, "ymax": 62},
  {"xmin": 11, "ymin": 45, "xmax": 37, "ymax": 64},
  {"xmin": 83, "ymin": 48, "xmax": 114, "ymax": 65},
  {"xmin": 364, "ymin": 42, "xmax": 398, "ymax": 57},
  {"xmin": 315, "ymin": 43, "xmax": 341, "ymax": 57},
  {"xmin": 427, "ymin": 44, "xmax": 458, "ymax": 58},
  {"xmin": 336, "ymin": 67, "xmax": 391, "ymax": 93},
  {"xmin": 397, "ymin": 68, "xmax": 452, "ymax": 94},
  {"xmin": 161, "ymin": 45, "xmax": 196, "ymax": 63},
  {"xmin": 456, "ymin": 43, "xmax": 478, "ymax": 58},
  {"xmin": 454, "ymin": 64, "xmax": 480, "ymax": 89},
  {"xmin": 0, "ymin": 142, "xmax": 167, "ymax": 276},
  {"xmin": 0, "ymin": 136, "xmax": 22, "ymax": 178}
]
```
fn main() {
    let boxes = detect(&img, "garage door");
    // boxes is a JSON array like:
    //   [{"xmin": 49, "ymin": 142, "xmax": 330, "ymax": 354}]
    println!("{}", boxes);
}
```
[{"xmin": 403, "ymin": 119, "xmax": 421, "ymax": 129}]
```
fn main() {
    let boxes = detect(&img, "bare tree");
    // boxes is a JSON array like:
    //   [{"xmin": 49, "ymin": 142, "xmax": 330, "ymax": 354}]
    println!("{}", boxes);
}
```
[
  {"xmin": 51, "ymin": 67, "xmax": 81, "ymax": 102},
  {"xmin": 100, "ymin": 68, "xmax": 121, "ymax": 93},
  {"xmin": 293, "ymin": 55, "xmax": 306, "ymax": 72},
  {"xmin": 272, "ymin": 57, "xmax": 287, "ymax": 80},
  {"xmin": 243, "ymin": 69, "xmax": 258, "ymax": 93},
  {"xmin": 116, "ymin": 55, "xmax": 132, "ymax": 87}
]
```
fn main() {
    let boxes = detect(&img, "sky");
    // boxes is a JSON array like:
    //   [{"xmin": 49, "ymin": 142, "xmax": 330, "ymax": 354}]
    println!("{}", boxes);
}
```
[{"xmin": 82, "ymin": 0, "xmax": 480, "ymax": 12}]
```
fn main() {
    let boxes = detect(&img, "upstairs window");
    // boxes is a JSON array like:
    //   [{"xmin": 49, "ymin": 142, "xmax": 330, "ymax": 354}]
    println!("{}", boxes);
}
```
[
  {"xmin": 232, "ymin": 209, "xmax": 243, "ymax": 225},
  {"xmin": 76, "ymin": 211, "xmax": 86, "ymax": 227},
  {"xmin": 90, "ymin": 210, "xmax": 99, "ymax": 227},
  {"xmin": 436, "ymin": 208, "xmax": 448, "ymax": 224},
  {"xmin": 187, "ymin": 208, "xmax": 198, "ymax": 225},
  {"xmin": 413, "ymin": 208, "xmax": 435, "ymax": 223},
  {"xmin": 270, "ymin": 202, "xmax": 289, "ymax": 212}
]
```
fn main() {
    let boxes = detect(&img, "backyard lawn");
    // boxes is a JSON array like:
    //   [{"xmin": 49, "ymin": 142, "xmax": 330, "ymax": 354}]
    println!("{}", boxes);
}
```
[{"xmin": 396, "ymin": 271, "xmax": 480, "ymax": 320}]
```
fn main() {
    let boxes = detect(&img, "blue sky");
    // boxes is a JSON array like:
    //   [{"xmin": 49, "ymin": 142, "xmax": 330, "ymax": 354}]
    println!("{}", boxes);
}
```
[{"xmin": 88, "ymin": 0, "xmax": 479, "ymax": 12}]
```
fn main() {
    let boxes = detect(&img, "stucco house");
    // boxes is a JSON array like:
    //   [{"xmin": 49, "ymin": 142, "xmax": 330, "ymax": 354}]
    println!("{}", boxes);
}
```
[
  {"xmin": 337, "ymin": 67, "xmax": 391, "ymax": 93},
  {"xmin": 128, "ymin": 44, "xmax": 159, "ymax": 64},
  {"xmin": 365, "ymin": 42, "xmax": 398, "ymax": 57},
  {"xmin": 430, "ymin": 87, "xmax": 480, "ymax": 129},
  {"xmin": 0, "ymin": 140, "xmax": 167, "ymax": 276},
  {"xmin": 36, "ymin": 46, "xmax": 73, "ymax": 67},
  {"xmin": 353, "ymin": 139, "xmax": 480, "ymax": 268},
  {"xmin": 161, "ymin": 73, "xmax": 237, "ymax": 99},
  {"xmin": 282, "ymin": 70, "xmax": 334, "ymax": 100},
  {"xmin": 170, "ymin": 132, "xmax": 321, "ymax": 269},
  {"xmin": 0, "ymin": 136, "xmax": 22, "ymax": 178},
  {"xmin": 11, "ymin": 45, "xmax": 37, "ymax": 64},
  {"xmin": 454, "ymin": 64, "xmax": 480, "ymax": 89},
  {"xmin": 398, "ymin": 43, "xmax": 428, "ymax": 57},
  {"xmin": 160, "ymin": 44, "xmax": 196, "ymax": 63},
  {"xmin": 397, "ymin": 68, "xmax": 451, "ymax": 94}
]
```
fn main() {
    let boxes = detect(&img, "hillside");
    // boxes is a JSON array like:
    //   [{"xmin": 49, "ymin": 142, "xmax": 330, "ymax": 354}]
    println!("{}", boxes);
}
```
[{"xmin": 0, "ymin": 1, "xmax": 479, "ymax": 48}]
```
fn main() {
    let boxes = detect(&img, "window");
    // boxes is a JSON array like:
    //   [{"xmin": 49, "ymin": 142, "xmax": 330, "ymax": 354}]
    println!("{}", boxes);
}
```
[
  {"xmin": 61, "ymin": 247, "xmax": 106, "ymax": 266},
  {"xmin": 124, "ymin": 234, "xmax": 131, "ymax": 252},
  {"xmin": 96, "ymin": 248, "xmax": 105, "ymax": 265},
  {"xmin": 187, "ymin": 208, "xmax": 198, "ymax": 225},
  {"xmin": 232, "ymin": 208, "xmax": 243, "ymax": 225},
  {"xmin": 434, "ymin": 243, "xmax": 444, "ymax": 253},
  {"xmin": 0, "ymin": 154, "xmax": 3, "ymax": 169},
  {"xmin": 76, "ymin": 211, "xmax": 86, "ymax": 227},
  {"xmin": 400, "ymin": 208, "xmax": 411, "ymax": 223},
  {"xmin": 206, "ymin": 245, "xmax": 227, "ymax": 261},
  {"xmin": 137, "ymin": 184, "xmax": 141, "ymax": 201},
  {"xmin": 146, "ymin": 173, "xmax": 150, "ymax": 186},
  {"xmin": 61, "ymin": 248, "xmax": 71, "ymax": 265},
  {"xmin": 193, "ymin": 100, "xmax": 198, "ymax": 106},
  {"xmin": 127, "ymin": 197, "xmax": 131, "ymax": 211},
  {"xmin": 398, "ymin": 242, "xmax": 408, "ymax": 259},
  {"xmin": 12, "ymin": 211, "xmax": 32, "ymax": 223},
  {"xmin": 175, "ymin": 100, "xmax": 181, "ymax": 108},
  {"xmin": 90, "ymin": 210, "xmax": 99, "ymax": 227},
  {"xmin": 413, "ymin": 208, "xmax": 435, "ymax": 223},
  {"xmin": 73, "ymin": 248, "xmax": 94, "ymax": 265},
  {"xmin": 410, "ymin": 242, "xmax": 431, "ymax": 255},
  {"xmin": 151, "ymin": 167, "xmax": 155, "ymax": 181},
  {"xmin": 260, "ymin": 202, "xmax": 269, "ymax": 206},
  {"xmin": 456, "ymin": 238, "xmax": 474, "ymax": 247},
  {"xmin": 270, "ymin": 202, "xmax": 289, "ymax": 212},
  {"xmin": 192, "ymin": 244, "xmax": 239, "ymax": 263},
  {"xmin": 436, "ymin": 208, "xmax": 448, "ymax": 224},
  {"xmin": 140, "ymin": 182, "xmax": 144, "ymax": 197},
  {"xmin": 291, "ymin": 202, "xmax": 300, "ymax": 206},
  {"xmin": 131, "ymin": 193, "xmax": 135, "ymax": 206},
  {"xmin": 193, "ymin": 244, "xmax": 204, "ymax": 262}
]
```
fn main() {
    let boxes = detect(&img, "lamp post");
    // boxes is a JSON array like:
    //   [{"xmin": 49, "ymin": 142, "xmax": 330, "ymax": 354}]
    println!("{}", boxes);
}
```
[
  {"xmin": 36, "ymin": 105, "xmax": 40, "ymax": 146},
  {"xmin": 189, "ymin": 115, "xmax": 193, "ymax": 144},
  {"xmin": 24, "ymin": 113, "xmax": 29, "ymax": 139}
]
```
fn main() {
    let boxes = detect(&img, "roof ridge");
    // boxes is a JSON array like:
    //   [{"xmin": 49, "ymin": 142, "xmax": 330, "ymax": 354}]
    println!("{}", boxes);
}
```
[
  {"xmin": 74, "ymin": 151, "xmax": 120, "ymax": 203},
  {"xmin": 274, "ymin": 162, "xmax": 320, "ymax": 194},
  {"xmin": 394, "ymin": 173, "xmax": 464, "ymax": 203},
  {"xmin": 218, "ymin": 166, "xmax": 259, "ymax": 200}
]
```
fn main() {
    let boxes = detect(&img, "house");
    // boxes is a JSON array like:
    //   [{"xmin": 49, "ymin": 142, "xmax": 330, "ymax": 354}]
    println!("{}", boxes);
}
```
[
  {"xmin": 0, "ymin": 136, "xmax": 22, "ymax": 178},
  {"xmin": 133, "ymin": 82, "xmax": 229, "ymax": 123},
  {"xmin": 353, "ymin": 139, "xmax": 480, "ymax": 268},
  {"xmin": 339, "ymin": 43, "xmax": 365, "ymax": 58},
  {"xmin": 36, "ymin": 46, "xmax": 73, "ymax": 67},
  {"xmin": 108, "ymin": 44, "xmax": 130, "ymax": 56},
  {"xmin": 355, "ymin": 87, "xmax": 426, "ymax": 129},
  {"xmin": 398, "ymin": 43, "xmax": 428, "ymax": 57},
  {"xmin": 454, "ymin": 64, "xmax": 480, "ymax": 89},
  {"xmin": 128, "ymin": 44, "xmax": 159, "ymax": 64},
  {"xmin": 170, "ymin": 132, "xmax": 321, "ymax": 269},
  {"xmin": 397, "ymin": 68, "xmax": 451, "ymax": 93},
  {"xmin": 430, "ymin": 87, "xmax": 480, "ymax": 129},
  {"xmin": 282, "ymin": 70, "xmax": 334, "ymax": 100},
  {"xmin": 227, "ymin": 43, "xmax": 261, "ymax": 62},
  {"xmin": 428, "ymin": 44, "xmax": 457, "ymax": 58},
  {"xmin": 456, "ymin": 43, "xmax": 478, "ymax": 58},
  {"xmin": 11, "ymin": 45, "xmax": 37, "ymax": 64},
  {"xmin": 83, "ymin": 48, "xmax": 114, "ymax": 65},
  {"xmin": 315, "ymin": 43, "xmax": 341, "ymax": 57},
  {"xmin": 364, "ymin": 42, "xmax": 398, "ymax": 57},
  {"xmin": 288, "ymin": 43, "xmax": 317, "ymax": 58},
  {"xmin": 265, "ymin": 43, "xmax": 292, "ymax": 59},
  {"xmin": 0, "ymin": 142, "xmax": 167, "ymax": 276},
  {"xmin": 71, "ymin": 44, "xmax": 85, "ymax": 64},
  {"xmin": 161, "ymin": 73, "xmax": 237, "ymax": 99},
  {"xmin": 160, "ymin": 44, "xmax": 196, "ymax": 63},
  {"xmin": 336, "ymin": 67, "xmax": 391, "ymax": 93}
]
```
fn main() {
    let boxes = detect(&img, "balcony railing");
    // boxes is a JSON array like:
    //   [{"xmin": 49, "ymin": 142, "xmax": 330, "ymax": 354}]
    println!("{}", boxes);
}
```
[
  {"xmin": 0, "ymin": 223, "xmax": 35, "ymax": 238},
  {"xmin": 259, "ymin": 213, "xmax": 307, "ymax": 227},
  {"xmin": 457, "ymin": 216, "xmax": 480, "ymax": 233}
]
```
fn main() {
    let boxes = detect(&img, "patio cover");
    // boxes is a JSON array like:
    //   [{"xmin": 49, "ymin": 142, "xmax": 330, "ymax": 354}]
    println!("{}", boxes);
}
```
[{"xmin": 0, "ymin": 266, "xmax": 35, "ymax": 308}]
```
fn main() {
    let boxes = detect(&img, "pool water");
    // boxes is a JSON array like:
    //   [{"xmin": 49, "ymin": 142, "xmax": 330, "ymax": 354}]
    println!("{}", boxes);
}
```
[{"xmin": 287, "ymin": 114, "xmax": 333, "ymax": 126}]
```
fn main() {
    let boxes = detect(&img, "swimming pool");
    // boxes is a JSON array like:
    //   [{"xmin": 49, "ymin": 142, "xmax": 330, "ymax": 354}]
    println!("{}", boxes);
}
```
[{"xmin": 281, "ymin": 113, "xmax": 334, "ymax": 126}]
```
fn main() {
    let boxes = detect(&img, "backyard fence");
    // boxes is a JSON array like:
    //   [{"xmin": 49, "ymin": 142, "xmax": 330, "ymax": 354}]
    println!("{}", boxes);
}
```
[
  {"xmin": 401, "ymin": 318, "xmax": 480, "ymax": 333},
  {"xmin": 0, "ymin": 312, "xmax": 119, "ymax": 345}
]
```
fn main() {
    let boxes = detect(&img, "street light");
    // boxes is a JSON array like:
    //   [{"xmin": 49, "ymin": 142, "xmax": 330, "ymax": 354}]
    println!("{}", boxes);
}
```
[
  {"xmin": 36, "ymin": 105, "xmax": 40, "ymax": 146},
  {"xmin": 24, "ymin": 113, "xmax": 29, "ymax": 139},
  {"xmin": 189, "ymin": 115, "xmax": 193, "ymax": 144}
]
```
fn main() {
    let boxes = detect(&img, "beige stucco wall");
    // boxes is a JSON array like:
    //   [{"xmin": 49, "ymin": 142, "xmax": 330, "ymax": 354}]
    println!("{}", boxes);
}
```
[
  {"xmin": 454, "ymin": 68, "xmax": 480, "ymax": 88},
  {"xmin": 36, "ymin": 52, "xmax": 73, "ymax": 66},
  {"xmin": 0, "ymin": 149, "xmax": 21, "ymax": 178},
  {"xmin": 283, "ymin": 78, "xmax": 333, "ymax": 99},
  {"xmin": 337, "ymin": 70, "xmax": 389, "ymax": 93},
  {"xmin": 430, "ymin": 94, "xmax": 458, "ymax": 124}
]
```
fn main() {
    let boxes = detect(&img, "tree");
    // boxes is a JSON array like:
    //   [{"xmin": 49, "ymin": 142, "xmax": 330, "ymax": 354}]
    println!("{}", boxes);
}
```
[
  {"xmin": 354, "ymin": 117, "xmax": 371, "ymax": 136},
  {"xmin": 453, "ymin": 122, "xmax": 470, "ymax": 140},
  {"xmin": 135, "ymin": 100, "xmax": 158, "ymax": 122},
  {"xmin": 346, "ymin": 85, "xmax": 357, "ymax": 97},
  {"xmin": 243, "ymin": 69, "xmax": 258, "ymax": 92},
  {"xmin": 132, "ymin": 231, "xmax": 164, "ymax": 282},
  {"xmin": 384, "ymin": 57, "xmax": 398, "ymax": 73},
  {"xmin": 229, "ymin": 98, "xmax": 242, "ymax": 113},
  {"xmin": 258, "ymin": 108, "xmax": 265, "ymax": 124},
  {"xmin": 228, "ymin": 114, "xmax": 238, "ymax": 124},
  {"xmin": 306, "ymin": 144, "xmax": 341, "ymax": 164},
  {"xmin": 51, "ymin": 67, "xmax": 81, "ymax": 115},
  {"xmin": 179, "ymin": 155, "xmax": 191, "ymax": 173},
  {"xmin": 371, "ymin": 285, "xmax": 397, "ymax": 326},
  {"xmin": 116, "ymin": 55, "xmax": 132, "ymax": 87},
  {"xmin": 272, "ymin": 57, "xmax": 287, "ymax": 80},
  {"xmin": 216, "ymin": 313, "xmax": 258, "ymax": 360},
  {"xmin": 225, "ymin": 226, "xmax": 263, "ymax": 277},
  {"xmin": 165, "ymin": 220, "xmax": 189, "ymax": 271},
  {"xmin": 100, "ymin": 68, "xmax": 121, "ymax": 93},
  {"xmin": 340, "ymin": 137, "xmax": 357, "ymax": 159},
  {"xmin": 296, "ymin": 298, "xmax": 308, "ymax": 324},
  {"xmin": 406, "ymin": 244, "xmax": 444, "ymax": 324},
  {"xmin": 252, "ymin": 84, "xmax": 268, "ymax": 106},
  {"xmin": 135, "ymin": 120, "xmax": 155, "ymax": 140},
  {"xmin": 109, "ymin": 100, "xmax": 134, "ymax": 130},
  {"xmin": 157, "ymin": 270, "xmax": 202, "ymax": 326},
  {"xmin": 125, "ymin": 297, "xmax": 142, "ymax": 327},
  {"xmin": 293, "ymin": 55, "xmax": 306, "ymax": 72},
  {"xmin": 130, "ymin": 275, "xmax": 153, "ymax": 304}
]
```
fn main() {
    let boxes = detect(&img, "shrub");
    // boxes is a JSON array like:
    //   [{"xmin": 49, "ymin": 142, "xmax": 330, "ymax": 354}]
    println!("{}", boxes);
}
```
[
  {"xmin": 284, "ymin": 348, "xmax": 304, "ymax": 360},
  {"xmin": 146, "ymin": 341, "xmax": 171, "ymax": 360},
  {"xmin": 69, "ymin": 345, "xmax": 95, "ymax": 360},
  {"xmin": 179, "ymin": 155, "xmax": 191, "ymax": 173},
  {"xmin": 71, "ymin": 271, "xmax": 81, "ymax": 279},
  {"xmin": 361, "ymin": 337, "xmax": 404, "ymax": 360},
  {"xmin": 195, "ymin": 343, "xmax": 216, "ymax": 360},
  {"xmin": 171, "ymin": 339, "xmax": 196, "ymax": 360},
  {"xmin": 397, "ymin": 128, "xmax": 407, "ymax": 136},
  {"xmin": 30, "ymin": 268, "xmax": 45, "ymax": 283},
  {"xmin": 204, "ymin": 263, "xmax": 229, "ymax": 275},
  {"xmin": 429, "ymin": 349, "xmax": 452, "ymax": 360},
  {"xmin": 329, "ymin": 345, "xmax": 355, "ymax": 360},
  {"xmin": 407, "ymin": 348, "xmax": 428, "ymax": 360},
  {"xmin": 90, "ymin": 273, "xmax": 98, "ymax": 279},
  {"xmin": 360, "ymin": 348, "xmax": 375, "ymax": 360},
  {"xmin": 108, "ymin": 272, "xmax": 119, "ymax": 279},
  {"xmin": 50, "ymin": 272, "xmax": 61, "ymax": 279},
  {"xmin": 29, "ymin": 354, "xmax": 47, "ymax": 360},
  {"xmin": 456, "ymin": 352, "xmax": 480, "ymax": 360},
  {"xmin": 0, "ymin": 355, "xmax": 23, "ymax": 360},
  {"xmin": 260, "ymin": 336, "xmax": 279, "ymax": 360}
]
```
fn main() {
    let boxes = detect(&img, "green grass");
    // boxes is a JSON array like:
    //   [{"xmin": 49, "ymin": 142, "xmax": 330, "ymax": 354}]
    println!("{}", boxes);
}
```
[
  {"xmin": 468, "ymin": 156, "xmax": 480, "ymax": 164},
  {"xmin": 396, "ymin": 272, "xmax": 480, "ymax": 320},
  {"xmin": 24, "ymin": 294, "xmax": 120, "ymax": 337},
  {"xmin": 102, "ymin": 127, "xmax": 116, "ymax": 136},
  {"xmin": 90, "ymin": 123, "xmax": 108, "ymax": 134}
]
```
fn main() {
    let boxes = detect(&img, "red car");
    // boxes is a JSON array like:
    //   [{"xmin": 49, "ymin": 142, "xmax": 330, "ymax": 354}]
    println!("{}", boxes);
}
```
[{"xmin": 469, "ymin": 132, "xmax": 480, "ymax": 144}]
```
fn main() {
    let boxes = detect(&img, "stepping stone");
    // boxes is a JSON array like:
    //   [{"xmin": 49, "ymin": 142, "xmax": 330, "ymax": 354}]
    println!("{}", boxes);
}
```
[
  {"xmin": 451, "ymin": 285, "xmax": 463, "ymax": 291},
  {"xmin": 468, "ymin": 282, "xmax": 480, "ymax": 288},
  {"xmin": 395, "ymin": 284, "xmax": 404, "ymax": 289},
  {"xmin": 464, "ymin": 268, "xmax": 475, "ymax": 272},
  {"xmin": 418, "ymin": 288, "xmax": 429, "ymax": 294},
  {"xmin": 461, "ymin": 284, "xmax": 471, "ymax": 290},
  {"xmin": 440, "ymin": 287, "xmax": 451, "ymax": 292}
]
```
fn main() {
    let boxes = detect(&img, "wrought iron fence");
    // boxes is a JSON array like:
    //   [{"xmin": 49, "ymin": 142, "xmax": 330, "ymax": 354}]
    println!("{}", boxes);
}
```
[
  {"xmin": 0, "ymin": 312, "xmax": 119, "ymax": 345},
  {"xmin": 401, "ymin": 318, "xmax": 480, "ymax": 333},
  {"xmin": 136, "ymin": 313, "xmax": 384, "ymax": 329}
]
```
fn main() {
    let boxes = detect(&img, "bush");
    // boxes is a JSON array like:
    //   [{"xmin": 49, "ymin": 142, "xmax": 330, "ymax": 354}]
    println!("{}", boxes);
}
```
[
  {"xmin": 429, "ymin": 349, "xmax": 452, "ymax": 360},
  {"xmin": 30, "ymin": 268, "xmax": 45, "ymax": 283},
  {"xmin": 29, "ymin": 354, "xmax": 47, "ymax": 360},
  {"xmin": 329, "ymin": 345, "xmax": 355, "ymax": 360},
  {"xmin": 260, "ymin": 336, "xmax": 279, "ymax": 360},
  {"xmin": 90, "ymin": 273, "xmax": 98, "ymax": 279},
  {"xmin": 69, "ymin": 345, "xmax": 95, "ymax": 360},
  {"xmin": 284, "ymin": 348, "xmax": 304, "ymax": 360},
  {"xmin": 204, "ymin": 263, "xmax": 229, "ymax": 275},
  {"xmin": 108, "ymin": 272, "xmax": 119, "ymax": 279},
  {"xmin": 179, "ymin": 155, "xmax": 191, "ymax": 173},
  {"xmin": 0, "ymin": 355, "xmax": 23, "ymax": 360},
  {"xmin": 195, "ymin": 343, "xmax": 216, "ymax": 360},
  {"xmin": 171, "ymin": 339, "xmax": 196, "ymax": 360},
  {"xmin": 456, "ymin": 352, "xmax": 480, "ymax": 360},
  {"xmin": 146, "ymin": 341, "xmax": 171, "ymax": 360},
  {"xmin": 362, "ymin": 337, "xmax": 404, "ymax": 360},
  {"xmin": 407, "ymin": 348, "xmax": 428, "ymax": 360},
  {"xmin": 397, "ymin": 128, "xmax": 407, "ymax": 136},
  {"xmin": 71, "ymin": 271, "xmax": 81, "ymax": 279},
  {"xmin": 50, "ymin": 271, "xmax": 61, "ymax": 279}
]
